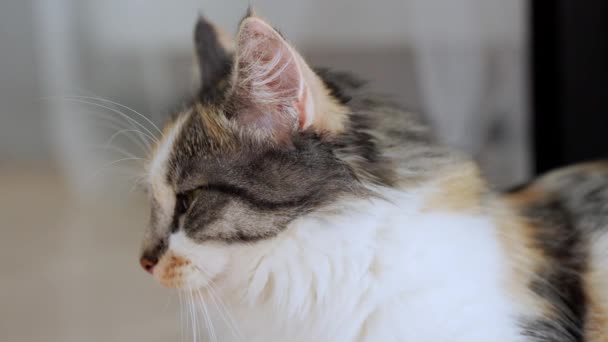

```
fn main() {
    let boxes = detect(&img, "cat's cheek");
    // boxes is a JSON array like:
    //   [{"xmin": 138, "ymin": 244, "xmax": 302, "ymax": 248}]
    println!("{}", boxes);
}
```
[
  {"xmin": 154, "ymin": 231, "xmax": 230, "ymax": 289},
  {"xmin": 183, "ymin": 242, "xmax": 231, "ymax": 288}
]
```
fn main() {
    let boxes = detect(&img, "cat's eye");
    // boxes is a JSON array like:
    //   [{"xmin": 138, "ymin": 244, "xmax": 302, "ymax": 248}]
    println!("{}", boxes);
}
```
[{"xmin": 176, "ymin": 188, "xmax": 201, "ymax": 214}]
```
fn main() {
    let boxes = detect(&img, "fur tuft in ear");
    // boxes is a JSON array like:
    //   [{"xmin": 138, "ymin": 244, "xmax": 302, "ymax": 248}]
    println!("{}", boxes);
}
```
[
  {"xmin": 231, "ymin": 15, "xmax": 349, "ymax": 141},
  {"xmin": 194, "ymin": 15, "xmax": 234, "ymax": 102}
]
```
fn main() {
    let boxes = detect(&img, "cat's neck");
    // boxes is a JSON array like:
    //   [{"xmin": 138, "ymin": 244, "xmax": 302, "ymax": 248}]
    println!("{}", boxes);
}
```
[{"xmin": 335, "ymin": 90, "xmax": 475, "ymax": 189}]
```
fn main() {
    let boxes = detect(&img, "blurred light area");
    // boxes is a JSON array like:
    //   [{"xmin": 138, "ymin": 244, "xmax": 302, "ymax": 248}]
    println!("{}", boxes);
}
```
[{"xmin": 0, "ymin": 1, "xmax": 527, "ymax": 341}]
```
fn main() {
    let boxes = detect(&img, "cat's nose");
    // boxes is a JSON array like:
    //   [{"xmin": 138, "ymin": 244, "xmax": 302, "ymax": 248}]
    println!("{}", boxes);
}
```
[
  {"xmin": 140, "ymin": 239, "xmax": 166, "ymax": 274},
  {"xmin": 140, "ymin": 256, "xmax": 157, "ymax": 274}
]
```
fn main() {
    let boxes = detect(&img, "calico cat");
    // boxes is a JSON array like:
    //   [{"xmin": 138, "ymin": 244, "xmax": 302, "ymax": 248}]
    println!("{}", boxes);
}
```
[{"xmin": 139, "ymin": 11, "xmax": 608, "ymax": 342}]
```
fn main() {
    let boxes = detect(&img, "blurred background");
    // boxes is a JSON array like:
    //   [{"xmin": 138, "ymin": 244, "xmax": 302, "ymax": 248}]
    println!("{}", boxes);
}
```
[{"xmin": 0, "ymin": 0, "xmax": 605, "ymax": 341}]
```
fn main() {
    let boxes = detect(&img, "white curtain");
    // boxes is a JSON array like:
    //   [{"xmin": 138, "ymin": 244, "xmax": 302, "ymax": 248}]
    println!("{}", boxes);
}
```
[{"xmin": 406, "ymin": 0, "xmax": 529, "ymax": 187}]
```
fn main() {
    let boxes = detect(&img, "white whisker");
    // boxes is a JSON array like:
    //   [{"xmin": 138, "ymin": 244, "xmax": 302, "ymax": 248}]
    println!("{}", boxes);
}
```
[
  {"xmin": 207, "ymin": 283, "xmax": 243, "ymax": 341},
  {"xmin": 41, "ymin": 96, "xmax": 133, "ymax": 131},
  {"xmin": 199, "ymin": 289, "xmax": 218, "ymax": 342},
  {"xmin": 104, "ymin": 128, "xmax": 155, "ymax": 152},
  {"xmin": 40, "ymin": 89, "xmax": 160, "ymax": 146},
  {"xmin": 178, "ymin": 291, "xmax": 185, "ymax": 342},
  {"xmin": 193, "ymin": 267, "xmax": 243, "ymax": 341},
  {"xmin": 86, "ymin": 157, "xmax": 145, "ymax": 182},
  {"xmin": 43, "ymin": 97, "xmax": 160, "ymax": 144},
  {"xmin": 88, "ymin": 144, "xmax": 140, "ymax": 160},
  {"xmin": 129, "ymin": 174, "xmax": 147, "ymax": 194},
  {"xmin": 66, "ymin": 95, "xmax": 164, "ymax": 135},
  {"xmin": 184, "ymin": 292, "xmax": 196, "ymax": 342},
  {"xmin": 187, "ymin": 288, "xmax": 197, "ymax": 342},
  {"xmin": 71, "ymin": 98, "xmax": 159, "ymax": 142},
  {"xmin": 85, "ymin": 116, "xmax": 152, "ymax": 150}
]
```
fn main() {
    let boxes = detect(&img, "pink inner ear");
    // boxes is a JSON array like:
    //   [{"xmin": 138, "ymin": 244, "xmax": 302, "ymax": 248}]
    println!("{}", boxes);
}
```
[{"xmin": 234, "ymin": 18, "xmax": 305, "ymax": 135}]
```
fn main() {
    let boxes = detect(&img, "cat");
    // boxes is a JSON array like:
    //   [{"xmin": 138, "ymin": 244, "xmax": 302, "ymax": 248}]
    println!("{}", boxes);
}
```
[{"xmin": 139, "ymin": 10, "xmax": 608, "ymax": 342}]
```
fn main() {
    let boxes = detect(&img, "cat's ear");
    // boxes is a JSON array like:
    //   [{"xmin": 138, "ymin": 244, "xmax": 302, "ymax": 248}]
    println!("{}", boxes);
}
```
[
  {"xmin": 231, "ymin": 15, "xmax": 348, "ymax": 141},
  {"xmin": 193, "ymin": 15, "xmax": 234, "ymax": 100}
]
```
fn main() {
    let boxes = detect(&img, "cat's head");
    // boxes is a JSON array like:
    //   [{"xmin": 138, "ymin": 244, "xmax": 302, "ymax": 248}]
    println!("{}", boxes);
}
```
[{"xmin": 139, "ymin": 12, "xmax": 390, "ymax": 289}]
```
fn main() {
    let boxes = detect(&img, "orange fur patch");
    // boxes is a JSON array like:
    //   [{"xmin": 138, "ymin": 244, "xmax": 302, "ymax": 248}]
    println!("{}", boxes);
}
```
[
  {"xmin": 422, "ymin": 163, "xmax": 485, "ymax": 213},
  {"xmin": 194, "ymin": 102, "xmax": 235, "ymax": 149},
  {"xmin": 585, "ymin": 233, "xmax": 608, "ymax": 341},
  {"xmin": 507, "ymin": 184, "xmax": 549, "ymax": 207},
  {"xmin": 586, "ymin": 299, "xmax": 608, "ymax": 342},
  {"xmin": 156, "ymin": 251, "xmax": 192, "ymax": 288},
  {"xmin": 493, "ymin": 199, "xmax": 549, "ymax": 316},
  {"xmin": 312, "ymin": 80, "xmax": 350, "ymax": 135}
]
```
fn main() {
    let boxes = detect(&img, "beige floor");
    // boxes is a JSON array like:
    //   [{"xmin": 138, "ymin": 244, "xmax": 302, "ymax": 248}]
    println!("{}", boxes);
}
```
[{"xmin": 0, "ymin": 166, "xmax": 181, "ymax": 342}]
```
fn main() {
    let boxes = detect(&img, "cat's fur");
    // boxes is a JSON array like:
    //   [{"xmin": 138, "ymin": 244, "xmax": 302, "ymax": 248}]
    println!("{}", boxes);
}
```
[{"xmin": 140, "ymin": 11, "xmax": 608, "ymax": 341}]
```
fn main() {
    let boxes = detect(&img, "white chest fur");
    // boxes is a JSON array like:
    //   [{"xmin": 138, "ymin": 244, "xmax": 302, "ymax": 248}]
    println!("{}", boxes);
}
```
[{"xmin": 175, "ymin": 188, "xmax": 525, "ymax": 342}]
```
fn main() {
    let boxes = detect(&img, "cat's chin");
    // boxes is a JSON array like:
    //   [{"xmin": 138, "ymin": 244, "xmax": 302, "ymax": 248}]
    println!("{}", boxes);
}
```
[{"xmin": 152, "ymin": 249, "xmax": 221, "ymax": 290}]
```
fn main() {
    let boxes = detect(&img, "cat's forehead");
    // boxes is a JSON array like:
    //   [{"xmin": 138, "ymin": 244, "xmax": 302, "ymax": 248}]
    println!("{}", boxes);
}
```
[
  {"xmin": 147, "ymin": 109, "xmax": 188, "ymax": 188},
  {"xmin": 147, "ymin": 104, "xmax": 235, "ymax": 187},
  {"xmin": 150, "ymin": 101, "xmax": 283, "ymax": 191}
]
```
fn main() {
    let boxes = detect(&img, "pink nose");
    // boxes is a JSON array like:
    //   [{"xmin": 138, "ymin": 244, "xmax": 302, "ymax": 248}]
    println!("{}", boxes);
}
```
[{"xmin": 140, "ymin": 256, "xmax": 157, "ymax": 274}]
